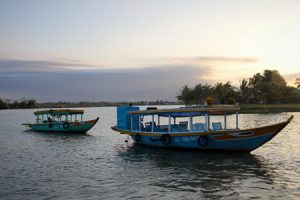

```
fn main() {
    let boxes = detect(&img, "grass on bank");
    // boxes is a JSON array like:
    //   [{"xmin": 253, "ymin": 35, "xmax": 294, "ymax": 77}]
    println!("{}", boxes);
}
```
[{"xmin": 240, "ymin": 104, "xmax": 300, "ymax": 113}]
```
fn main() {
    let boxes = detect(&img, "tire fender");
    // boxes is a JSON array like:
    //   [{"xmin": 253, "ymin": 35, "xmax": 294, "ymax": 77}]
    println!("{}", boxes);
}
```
[
  {"xmin": 198, "ymin": 136, "xmax": 208, "ymax": 147},
  {"xmin": 160, "ymin": 134, "xmax": 172, "ymax": 145},
  {"xmin": 135, "ymin": 134, "xmax": 141, "ymax": 142}
]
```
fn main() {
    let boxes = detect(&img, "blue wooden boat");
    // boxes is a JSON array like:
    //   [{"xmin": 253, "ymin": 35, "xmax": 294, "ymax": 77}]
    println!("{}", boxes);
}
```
[
  {"xmin": 111, "ymin": 106, "xmax": 293, "ymax": 152},
  {"xmin": 23, "ymin": 109, "xmax": 99, "ymax": 133}
]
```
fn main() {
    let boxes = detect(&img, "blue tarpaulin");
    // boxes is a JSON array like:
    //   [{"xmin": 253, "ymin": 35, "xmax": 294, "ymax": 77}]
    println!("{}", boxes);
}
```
[{"xmin": 117, "ymin": 106, "xmax": 139, "ymax": 129}]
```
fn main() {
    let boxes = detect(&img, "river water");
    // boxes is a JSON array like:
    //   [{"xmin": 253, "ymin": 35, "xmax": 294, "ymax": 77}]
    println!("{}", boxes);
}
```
[{"xmin": 0, "ymin": 107, "xmax": 299, "ymax": 199}]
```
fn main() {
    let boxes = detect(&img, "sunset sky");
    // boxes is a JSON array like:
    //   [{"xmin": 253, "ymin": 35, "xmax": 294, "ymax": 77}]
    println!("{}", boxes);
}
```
[{"xmin": 0, "ymin": 0, "xmax": 299, "ymax": 102}]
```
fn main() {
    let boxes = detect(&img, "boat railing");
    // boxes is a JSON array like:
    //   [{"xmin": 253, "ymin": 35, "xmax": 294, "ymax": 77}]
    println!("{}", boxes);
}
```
[
  {"xmin": 123, "ymin": 106, "xmax": 240, "ymax": 133},
  {"xmin": 141, "ymin": 121, "xmax": 224, "ymax": 133},
  {"xmin": 138, "ymin": 120, "xmax": 242, "ymax": 133}
]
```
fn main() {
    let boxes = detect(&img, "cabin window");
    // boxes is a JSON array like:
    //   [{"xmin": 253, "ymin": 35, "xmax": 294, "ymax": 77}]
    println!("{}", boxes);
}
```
[
  {"xmin": 61, "ymin": 115, "xmax": 68, "ymax": 122},
  {"xmin": 57, "ymin": 115, "xmax": 61, "ymax": 122},
  {"xmin": 36, "ymin": 115, "xmax": 41, "ymax": 123}
]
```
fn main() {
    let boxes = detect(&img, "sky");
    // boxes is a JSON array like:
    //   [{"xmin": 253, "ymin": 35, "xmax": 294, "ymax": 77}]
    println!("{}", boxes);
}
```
[{"xmin": 0, "ymin": 0, "xmax": 300, "ymax": 102}]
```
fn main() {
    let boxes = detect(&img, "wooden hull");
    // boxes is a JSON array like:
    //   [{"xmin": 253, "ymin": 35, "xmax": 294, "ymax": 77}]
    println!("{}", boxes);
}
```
[
  {"xmin": 24, "ymin": 118, "xmax": 99, "ymax": 133},
  {"xmin": 111, "ymin": 116, "xmax": 293, "ymax": 152}
]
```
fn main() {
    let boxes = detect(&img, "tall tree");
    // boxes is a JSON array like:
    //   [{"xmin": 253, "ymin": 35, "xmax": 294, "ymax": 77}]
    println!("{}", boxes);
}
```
[
  {"xmin": 248, "ymin": 73, "xmax": 266, "ymax": 103},
  {"xmin": 281, "ymin": 86, "xmax": 297, "ymax": 103},
  {"xmin": 177, "ymin": 85, "xmax": 195, "ymax": 106},
  {"xmin": 213, "ymin": 82, "xmax": 236, "ymax": 104},
  {"xmin": 239, "ymin": 78, "xmax": 250, "ymax": 103},
  {"xmin": 265, "ymin": 70, "xmax": 287, "ymax": 103},
  {"xmin": 176, "ymin": 69, "xmax": 297, "ymax": 105},
  {"xmin": 248, "ymin": 70, "xmax": 288, "ymax": 103},
  {"xmin": 193, "ymin": 84, "xmax": 214, "ymax": 105},
  {"xmin": 0, "ymin": 98, "xmax": 8, "ymax": 109},
  {"xmin": 27, "ymin": 99, "xmax": 36, "ymax": 108},
  {"xmin": 295, "ymin": 78, "xmax": 300, "ymax": 88},
  {"xmin": 202, "ymin": 84, "xmax": 214, "ymax": 102},
  {"xmin": 194, "ymin": 84, "xmax": 204, "ymax": 105}
]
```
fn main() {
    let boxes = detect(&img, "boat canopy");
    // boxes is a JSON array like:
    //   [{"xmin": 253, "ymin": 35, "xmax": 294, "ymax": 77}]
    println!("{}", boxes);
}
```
[
  {"xmin": 127, "ymin": 106, "xmax": 240, "ymax": 117},
  {"xmin": 34, "ymin": 109, "xmax": 84, "ymax": 115}
]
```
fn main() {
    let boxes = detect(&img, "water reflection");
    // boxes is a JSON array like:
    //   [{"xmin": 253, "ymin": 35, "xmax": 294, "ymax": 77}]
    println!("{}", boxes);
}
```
[
  {"xmin": 1, "ymin": 109, "xmax": 298, "ymax": 199},
  {"xmin": 24, "ymin": 129, "xmax": 92, "ymax": 141},
  {"xmin": 116, "ymin": 144, "xmax": 277, "ymax": 199}
]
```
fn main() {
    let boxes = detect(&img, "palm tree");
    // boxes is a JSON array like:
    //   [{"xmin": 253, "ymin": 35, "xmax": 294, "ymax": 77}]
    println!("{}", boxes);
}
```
[
  {"xmin": 177, "ymin": 85, "xmax": 195, "ymax": 106},
  {"xmin": 281, "ymin": 86, "xmax": 296, "ymax": 103},
  {"xmin": 239, "ymin": 78, "xmax": 250, "ymax": 103},
  {"xmin": 295, "ymin": 78, "xmax": 300, "ymax": 88},
  {"xmin": 193, "ymin": 84, "xmax": 214, "ymax": 105},
  {"xmin": 194, "ymin": 84, "xmax": 203, "ymax": 105},
  {"xmin": 213, "ymin": 82, "xmax": 236, "ymax": 104},
  {"xmin": 202, "ymin": 84, "xmax": 214, "ymax": 102}
]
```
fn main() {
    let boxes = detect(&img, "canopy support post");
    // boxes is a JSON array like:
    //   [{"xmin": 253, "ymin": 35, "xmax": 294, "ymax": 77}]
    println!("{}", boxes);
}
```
[
  {"xmin": 207, "ymin": 113, "xmax": 210, "ymax": 130},
  {"xmin": 131, "ymin": 115, "xmax": 133, "ymax": 131},
  {"xmin": 168, "ymin": 115, "xmax": 171, "ymax": 132},
  {"xmin": 158, "ymin": 116, "xmax": 160, "ymax": 126},
  {"xmin": 138, "ymin": 115, "xmax": 141, "ymax": 131},
  {"xmin": 236, "ymin": 112, "xmax": 239, "ymax": 129},
  {"xmin": 151, "ymin": 115, "xmax": 154, "ymax": 132},
  {"xmin": 205, "ymin": 114, "xmax": 208, "ymax": 130},
  {"xmin": 224, "ymin": 112, "xmax": 227, "ymax": 129},
  {"xmin": 189, "ymin": 116, "xmax": 193, "ymax": 131}
]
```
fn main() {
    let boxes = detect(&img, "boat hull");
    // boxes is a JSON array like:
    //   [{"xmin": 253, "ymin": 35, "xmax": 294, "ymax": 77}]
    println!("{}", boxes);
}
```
[
  {"xmin": 112, "ymin": 116, "xmax": 293, "ymax": 152},
  {"xmin": 25, "ymin": 118, "xmax": 99, "ymax": 133}
]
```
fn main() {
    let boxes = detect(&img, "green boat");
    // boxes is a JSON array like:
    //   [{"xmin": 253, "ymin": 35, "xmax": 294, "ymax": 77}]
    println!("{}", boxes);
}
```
[{"xmin": 22, "ymin": 109, "xmax": 99, "ymax": 133}]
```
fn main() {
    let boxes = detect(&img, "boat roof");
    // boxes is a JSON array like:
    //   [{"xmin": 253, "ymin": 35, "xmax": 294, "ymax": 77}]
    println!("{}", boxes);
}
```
[
  {"xmin": 128, "ymin": 106, "xmax": 240, "ymax": 117},
  {"xmin": 34, "ymin": 109, "xmax": 84, "ymax": 115}
]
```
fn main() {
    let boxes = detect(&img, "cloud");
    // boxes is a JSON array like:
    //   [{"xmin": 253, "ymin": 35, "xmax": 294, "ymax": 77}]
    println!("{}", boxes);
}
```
[
  {"xmin": 191, "ymin": 56, "xmax": 257, "ymax": 63},
  {"xmin": 0, "ymin": 56, "xmax": 257, "ymax": 73},
  {"xmin": 134, "ymin": 56, "xmax": 258, "ymax": 65},
  {"xmin": 0, "ymin": 65, "xmax": 212, "ymax": 102},
  {"xmin": 0, "ymin": 58, "xmax": 101, "ymax": 72},
  {"xmin": 0, "ymin": 56, "xmax": 257, "ymax": 101}
]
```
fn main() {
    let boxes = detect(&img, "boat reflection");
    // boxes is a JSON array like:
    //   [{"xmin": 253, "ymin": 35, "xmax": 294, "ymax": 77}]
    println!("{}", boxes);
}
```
[
  {"xmin": 24, "ymin": 129, "xmax": 93, "ymax": 144},
  {"xmin": 116, "ymin": 144, "xmax": 277, "ymax": 199}
]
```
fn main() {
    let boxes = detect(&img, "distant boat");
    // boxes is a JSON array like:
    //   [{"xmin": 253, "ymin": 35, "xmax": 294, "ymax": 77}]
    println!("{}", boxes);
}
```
[
  {"xmin": 23, "ymin": 109, "xmax": 99, "ymax": 133},
  {"xmin": 111, "ymin": 106, "xmax": 293, "ymax": 152}
]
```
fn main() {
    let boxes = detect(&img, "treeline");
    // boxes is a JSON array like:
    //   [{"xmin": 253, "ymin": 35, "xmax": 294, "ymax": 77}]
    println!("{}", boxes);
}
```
[
  {"xmin": 177, "ymin": 69, "xmax": 300, "ymax": 106},
  {"xmin": 0, "ymin": 98, "xmax": 36, "ymax": 109},
  {"xmin": 36, "ymin": 100, "xmax": 176, "ymax": 108},
  {"xmin": 0, "ymin": 99, "xmax": 177, "ymax": 110}
]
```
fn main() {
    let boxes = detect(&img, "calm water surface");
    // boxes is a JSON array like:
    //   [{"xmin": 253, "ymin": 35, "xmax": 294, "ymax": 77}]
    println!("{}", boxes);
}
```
[{"xmin": 0, "ymin": 107, "xmax": 299, "ymax": 199}]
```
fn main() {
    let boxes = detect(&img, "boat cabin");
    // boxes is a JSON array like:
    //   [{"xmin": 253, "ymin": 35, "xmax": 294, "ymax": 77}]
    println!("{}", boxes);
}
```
[
  {"xmin": 34, "ymin": 109, "xmax": 84, "ymax": 124},
  {"xmin": 117, "ymin": 106, "xmax": 240, "ymax": 133}
]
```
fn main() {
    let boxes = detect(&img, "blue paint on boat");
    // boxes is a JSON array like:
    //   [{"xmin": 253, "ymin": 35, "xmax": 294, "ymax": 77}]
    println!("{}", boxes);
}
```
[
  {"xmin": 130, "ymin": 132, "xmax": 274, "ymax": 151},
  {"xmin": 112, "ymin": 106, "xmax": 293, "ymax": 152}
]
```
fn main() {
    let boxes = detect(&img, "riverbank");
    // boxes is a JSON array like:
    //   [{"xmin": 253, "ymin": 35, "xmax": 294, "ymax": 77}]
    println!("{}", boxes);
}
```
[
  {"xmin": 240, "ymin": 104, "xmax": 300, "ymax": 113},
  {"xmin": 35, "ymin": 101, "xmax": 177, "ymax": 108},
  {"xmin": 1, "ymin": 101, "xmax": 300, "ymax": 113}
]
